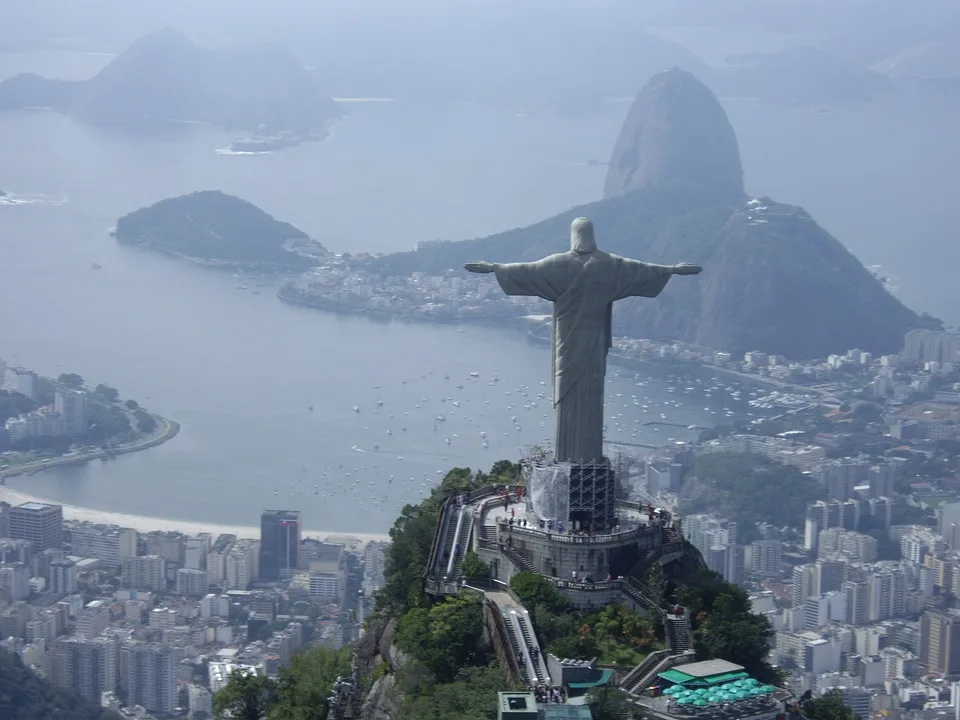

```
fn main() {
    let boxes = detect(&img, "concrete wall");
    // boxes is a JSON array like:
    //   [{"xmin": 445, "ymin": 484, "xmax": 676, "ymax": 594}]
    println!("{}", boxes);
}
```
[{"xmin": 496, "ymin": 521, "xmax": 661, "ymax": 580}]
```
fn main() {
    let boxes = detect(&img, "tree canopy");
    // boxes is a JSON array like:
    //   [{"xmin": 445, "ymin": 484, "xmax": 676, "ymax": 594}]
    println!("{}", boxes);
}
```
[
  {"xmin": 0, "ymin": 649, "xmax": 122, "ymax": 720},
  {"xmin": 214, "ymin": 646, "xmax": 350, "ymax": 720},
  {"xmin": 57, "ymin": 373, "xmax": 84, "ymax": 389},
  {"xmin": 680, "ymin": 453, "xmax": 827, "ymax": 541},
  {"xmin": 395, "ymin": 594, "xmax": 487, "ymax": 682},
  {"xmin": 677, "ymin": 568, "xmax": 781, "ymax": 685},
  {"xmin": 803, "ymin": 689, "xmax": 856, "ymax": 720}
]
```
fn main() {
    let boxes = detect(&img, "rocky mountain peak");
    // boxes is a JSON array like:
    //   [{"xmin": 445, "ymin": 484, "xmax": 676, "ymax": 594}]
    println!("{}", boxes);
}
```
[{"xmin": 604, "ymin": 68, "xmax": 745, "ymax": 203}]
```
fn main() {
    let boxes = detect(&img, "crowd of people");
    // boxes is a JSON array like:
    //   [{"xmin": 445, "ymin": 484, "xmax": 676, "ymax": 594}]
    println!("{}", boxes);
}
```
[{"xmin": 532, "ymin": 683, "xmax": 567, "ymax": 704}]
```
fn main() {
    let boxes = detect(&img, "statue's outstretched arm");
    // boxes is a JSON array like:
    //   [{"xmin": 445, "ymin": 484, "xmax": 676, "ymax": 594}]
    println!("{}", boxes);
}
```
[{"xmin": 464, "ymin": 261, "xmax": 498, "ymax": 274}]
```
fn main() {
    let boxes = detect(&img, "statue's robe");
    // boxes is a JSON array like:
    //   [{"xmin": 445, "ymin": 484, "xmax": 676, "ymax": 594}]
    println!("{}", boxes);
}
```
[{"xmin": 494, "ymin": 250, "xmax": 673, "ymax": 463}]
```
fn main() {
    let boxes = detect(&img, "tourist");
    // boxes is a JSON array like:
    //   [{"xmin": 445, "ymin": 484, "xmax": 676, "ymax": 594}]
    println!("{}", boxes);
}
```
[{"xmin": 571, "ymin": 569, "xmax": 578, "ymax": 582}]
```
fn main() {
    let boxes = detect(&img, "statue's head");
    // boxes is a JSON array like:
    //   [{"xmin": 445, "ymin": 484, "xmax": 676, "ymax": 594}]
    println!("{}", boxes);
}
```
[{"xmin": 570, "ymin": 217, "xmax": 596, "ymax": 254}]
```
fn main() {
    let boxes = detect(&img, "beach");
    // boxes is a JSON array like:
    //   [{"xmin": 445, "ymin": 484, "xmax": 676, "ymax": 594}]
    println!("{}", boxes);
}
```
[{"xmin": 0, "ymin": 487, "xmax": 390, "ymax": 550}]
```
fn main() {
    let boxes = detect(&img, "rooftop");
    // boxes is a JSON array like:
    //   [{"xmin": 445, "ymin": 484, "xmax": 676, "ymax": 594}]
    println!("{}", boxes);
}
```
[
  {"xmin": 17, "ymin": 502, "xmax": 55, "ymax": 511},
  {"xmin": 670, "ymin": 659, "xmax": 745, "ymax": 678},
  {"xmin": 498, "ymin": 691, "xmax": 536, "ymax": 713}
]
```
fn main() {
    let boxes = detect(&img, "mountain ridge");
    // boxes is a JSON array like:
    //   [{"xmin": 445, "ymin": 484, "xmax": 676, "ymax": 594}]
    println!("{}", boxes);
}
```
[
  {"xmin": 0, "ymin": 28, "xmax": 341, "ymax": 135},
  {"xmin": 368, "ymin": 69, "xmax": 921, "ymax": 360}
]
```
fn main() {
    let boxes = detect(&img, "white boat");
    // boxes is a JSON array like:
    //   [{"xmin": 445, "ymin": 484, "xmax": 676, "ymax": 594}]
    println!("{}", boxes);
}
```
[{"xmin": 353, "ymin": 406, "xmax": 360, "ymax": 413}]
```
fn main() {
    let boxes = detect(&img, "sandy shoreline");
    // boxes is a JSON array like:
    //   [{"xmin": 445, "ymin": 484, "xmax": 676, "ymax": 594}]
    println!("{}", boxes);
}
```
[{"xmin": 0, "ymin": 487, "xmax": 390, "ymax": 549}]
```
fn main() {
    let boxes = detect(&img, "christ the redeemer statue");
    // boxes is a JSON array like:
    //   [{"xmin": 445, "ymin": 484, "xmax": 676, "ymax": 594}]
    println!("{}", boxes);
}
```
[{"xmin": 465, "ymin": 217, "xmax": 701, "ymax": 465}]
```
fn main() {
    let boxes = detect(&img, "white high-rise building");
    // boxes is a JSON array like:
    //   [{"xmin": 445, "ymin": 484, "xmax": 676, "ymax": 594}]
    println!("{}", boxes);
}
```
[
  {"xmin": 53, "ymin": 636, "xmax": 117, "ymax": 702},
  {"xmin": 68, "ymin": 522, "xmax": 138, "ymax": 569},
  {"xmin": 77, "ymin": 600, "xmax": 110, "ymax": 639},
  {"xmin": 176, "ymin": 568, "xmax": 209, "ymax": 597},
  {"xmin": 793, "ymin": 564, "xmax": 819, "ymax": 606},
  {"xmin": 49, "ymin": 558, "xmax": 78, "ymax": 595},
  {"xmin": 0, "ymin": 561, "xmax": 31, "ymax": 601},
  {"xmin": 206, "ymin": 534, "xmax": 237, "ymax": 585},
  {"xmin": 225, "ymin": 541, "xmax": 259, "ymax": 590},
  {"xmin": 54, "ymin": 389, "xmax": 88, "ymax": 436},
  {"xmin": 189, "ymin": 684, "xmax": 213, "ymax": 717},
  {"xmin": 868, "ymin": 569, "xmax": 907, "ymax": 621},
  {"xmin": 122, "ymin": 555, "xmax": 167, "ymax": 591},
  {"xmin": 750, "ymin": 539, "xmax": 783, "ymax": 577},
  {"xmin": 3, "ymin": 368, "xmax": 38, "ymax": 400},
  {"xmin": 200, "ymin": 594, "xmax": 230, "ymax": 619},
  {"xmin": 185, "ymin": 533, "xmax": 212, "ymax": 570},
  {"xmin": 127, "ymin": 642, "xmax": 178, "ymax": 715}
]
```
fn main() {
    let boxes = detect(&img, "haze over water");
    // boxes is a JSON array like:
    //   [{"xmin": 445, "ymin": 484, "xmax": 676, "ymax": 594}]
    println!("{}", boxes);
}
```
[
  {"xmin": 0, "ymin": 44, "xmax": 955, "ymax": 533},
  {"xmin": 0, "ymin": 53, "xmax": 728, "ymax": 534}
]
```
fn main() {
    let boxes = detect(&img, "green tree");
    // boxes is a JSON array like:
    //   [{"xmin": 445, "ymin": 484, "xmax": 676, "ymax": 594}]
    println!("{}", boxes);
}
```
[
  {"xmin": 134, "ymin": 408, "xmax": 157, "ymax": 433},
  {"xmin": 679, "ymin": 577, "xmax": 780, "ymax": 685},
  {"xmin": 803, "ymin": 689, "xmax": 856, "ymax": 720},
  {"xmin": 509, "ymin": 572, "xmax": 568, "ymax": 614},
  {"xmin": 489, "ymin": 460, "xmax": 518, "ymax": 479},
  {"xmin": 461, "ymin": 551, "xmax": 490, "ymax": 579},
  {"xmin": 395, "ymin": 594, "xmax": 487, "ymax": 682},
  {"xmin": 0, "ymin": 647, "xmax": 123, "ymax": 720},
  {"xmin": 58, "ymin": 373, "xmax": 85, "ymax": 388},
  {"xmin": 587, "ymin": 685, "xmax": 644, "ymax": 720},
  {"xmin": 214, "ymin": 670, "xmax": 279, "ymax": 720},
  {"xmin": 271, "ymin": 647, "xmax": 351, "ymax": 720},
  {"xmin": 0, "ymin": 389, "xmax": 37, "ymax": 424},
  {"xmin": 398, "ymin": 663, "xmax": 515, "ymax": 720},
  {"xmin": 93, "ymin": 384, "xmax": 120, "ymax": 403},
  {"xmin": 377, "ymin": 467, "xmax": 482, "ymax": 615},
  {"xmin": 85, "ymin": 402, "xmax": 130, "ymax": 439}
]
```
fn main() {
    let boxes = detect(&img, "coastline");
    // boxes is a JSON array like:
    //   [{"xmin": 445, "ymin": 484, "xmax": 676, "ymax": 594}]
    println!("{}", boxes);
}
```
[
  {"xmin": 282, "ymin": 290, "xmax": 823, "ymax": 398},
  {"xmin": 0, "ymin": 486, "xmax": 390, "ymax": 549},
  {"xmin": 0, "ymin": 414, "xmax": 180, "ymax": 481}
]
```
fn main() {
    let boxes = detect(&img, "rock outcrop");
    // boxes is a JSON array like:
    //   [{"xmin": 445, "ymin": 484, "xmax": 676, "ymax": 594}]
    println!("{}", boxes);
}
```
[
  {"xmin": 0, "ymin": 28, "xmax": 340, "ymax": 134},
  {"xmin": 604, "ymin": 69, "xmax": 744, "ymax": 203},
  {"xmin": 371, "ymin": 69, "xmax": 921, "ymax": 360}
]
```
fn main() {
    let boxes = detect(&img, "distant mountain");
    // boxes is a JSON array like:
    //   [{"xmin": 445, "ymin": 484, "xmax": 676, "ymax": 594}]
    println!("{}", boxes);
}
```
[
  {"xmin": 115, "ymin": 191, "xmax": 320, "ymax": 269},
  {"xmin": 604, "ymin": 69, "xmax": 744, "ymax": 203},
  {"xmin": 0, "ymin": 28, "xmax": 341, "ymax": 135},
  {"xmin": 370, "ymin": 69, "xmax": 920, "ymax": 360},
  {"xmin": 713, "ymin": 46, "xmax": 893, "ymax": 105}
]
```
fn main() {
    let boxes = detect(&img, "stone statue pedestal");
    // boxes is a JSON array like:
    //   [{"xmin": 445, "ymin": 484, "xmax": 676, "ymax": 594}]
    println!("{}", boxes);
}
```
[
  {"xmin": 524, "ymin": 455, "xmax": 617, "ymax": 533},
  {"xmin": 568, "ymin": 458, "xmax": 617, "ymax": 533}
]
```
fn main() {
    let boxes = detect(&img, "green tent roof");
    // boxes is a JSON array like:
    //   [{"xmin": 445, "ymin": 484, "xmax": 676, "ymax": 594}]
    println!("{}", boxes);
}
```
[{"xmin": 567, "ymin": 669, "xmax": 615, "ymax": 690}]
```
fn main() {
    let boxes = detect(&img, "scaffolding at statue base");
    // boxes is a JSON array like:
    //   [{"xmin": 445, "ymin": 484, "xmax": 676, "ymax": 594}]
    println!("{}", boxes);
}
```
[{"xmin": 521, "ymin": 445, "xmax": 618, "ymax": 532}]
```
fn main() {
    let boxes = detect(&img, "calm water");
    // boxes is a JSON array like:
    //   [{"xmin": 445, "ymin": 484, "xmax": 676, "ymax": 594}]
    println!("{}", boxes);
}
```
[
  {"xmin": 0, "ymin": 48, "xmax": 955, "ymax": 533},
  {"xmin": 0, "ymin": 67, "xmax": 721, "ymax": 533}
]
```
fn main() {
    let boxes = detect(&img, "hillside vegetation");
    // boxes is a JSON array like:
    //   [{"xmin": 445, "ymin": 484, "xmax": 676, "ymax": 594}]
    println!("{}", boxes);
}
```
[{"xmin": 115, "ymin": 191, "xmax": 316, "ymax": 268}]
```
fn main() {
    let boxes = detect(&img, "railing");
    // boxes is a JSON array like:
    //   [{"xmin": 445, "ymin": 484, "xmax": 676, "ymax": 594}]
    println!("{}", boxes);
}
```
[
  {"xmin": 445, "ymin": 505, "xmax": 467, "ymax": 577},
  {"xmin": 423, "ymin": 496, "xmax": 451, "ymax": 587},
  {"xmin": 621, "ymin": 649, "xmax": 696, "ymax": 696},
  {"xmin": 500, "ymin": 544, "xmax": 537, "ymax": 574},
  {"xmin": 621, "ymin": 649, "xmax": 673, "ymax": 693},
  {"xmin": 496, "ymin": 520, "xmax": 656, "ymax": 545}
]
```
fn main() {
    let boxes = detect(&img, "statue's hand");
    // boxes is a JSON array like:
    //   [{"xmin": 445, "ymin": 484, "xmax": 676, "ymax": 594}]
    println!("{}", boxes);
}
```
[
  {"xmin": 671, "ymin": 263, "xmax": 702, "ymax": 276},
  {"xmin": 464, "ymin": 261, "xmax": 498, "ymax": 274}
]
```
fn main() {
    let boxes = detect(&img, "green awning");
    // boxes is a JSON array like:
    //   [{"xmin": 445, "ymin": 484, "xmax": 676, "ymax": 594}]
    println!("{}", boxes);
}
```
[
  {"xmin": 657, "ymin": 669, "xmax": 692, "ymax": 684},
  {"xmin": 703, "ymin": 671, "xmax": 750, "ymax": 685},
  {"xmin": 567, "ymin": 669, "xmax": 615, "ymax": 689}
]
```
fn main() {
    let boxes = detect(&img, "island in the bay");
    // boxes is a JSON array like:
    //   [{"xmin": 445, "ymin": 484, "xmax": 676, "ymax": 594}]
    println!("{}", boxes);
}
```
[
  {"xmin": 0, "ymin": 362, "xmax": 179, "ymax": 478},
  {"xmin": 0, "ymin": 28, "xmax": 342, "ymax": 152},
  {"xmin": 283, "ymin": 68, "xmax": 928, "ymax": 361},
  {"xmin": 114, "ymin": 190, "xmax": 326, "ymax": 270}
]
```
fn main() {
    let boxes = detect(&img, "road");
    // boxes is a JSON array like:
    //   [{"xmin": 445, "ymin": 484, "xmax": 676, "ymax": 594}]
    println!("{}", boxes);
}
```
[{"xmin": 0, "ymin": 414, "xmax": 180, "ymax": 481}]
